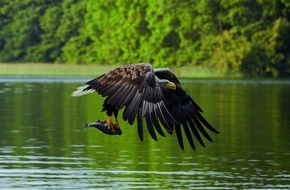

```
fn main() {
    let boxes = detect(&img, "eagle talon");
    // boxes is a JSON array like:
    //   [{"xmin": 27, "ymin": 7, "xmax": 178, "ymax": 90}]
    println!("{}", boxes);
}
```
[{"xmin": 101, "ymin": 118, "xmax": 114, "ymax": 130}]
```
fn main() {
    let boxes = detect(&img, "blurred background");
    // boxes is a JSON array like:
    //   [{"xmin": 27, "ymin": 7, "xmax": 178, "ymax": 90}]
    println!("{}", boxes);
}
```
[
  {"xmin": 0, "ymin": 1, "xmax": 290, "ymax": 189},
  {"xmin": 0, "ymin": 0, "xmax": 290, "ymax": 77}
]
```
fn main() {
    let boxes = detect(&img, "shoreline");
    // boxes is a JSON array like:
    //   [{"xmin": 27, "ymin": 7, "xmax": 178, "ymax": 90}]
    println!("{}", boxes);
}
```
[{"xmin": 0, "ymin": 63, "xmax": 234, "ymax": 78}]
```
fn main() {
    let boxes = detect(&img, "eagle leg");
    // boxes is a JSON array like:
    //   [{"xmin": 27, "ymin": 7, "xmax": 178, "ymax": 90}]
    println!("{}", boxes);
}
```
[
  {"xmin": 101, "ymin": 117, "xmax": 113, "ymax": 129},
  {"xmin": 112, "ymin": 116, "xmax": 120, "ymax": 129}
]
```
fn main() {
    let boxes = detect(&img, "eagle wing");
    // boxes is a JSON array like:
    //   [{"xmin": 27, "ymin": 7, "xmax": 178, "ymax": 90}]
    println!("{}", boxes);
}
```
[
  {"xmin": 82, "ymin": 63, "xmax": 177, "ymax": 141},
  {"xmin": 154, "ymin": 68, "xmax": 219, "ymax": 150}
]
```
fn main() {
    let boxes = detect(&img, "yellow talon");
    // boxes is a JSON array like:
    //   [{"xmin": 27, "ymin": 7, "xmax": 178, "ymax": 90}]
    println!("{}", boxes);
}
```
[
  {"xmin": 101, "ymin": 116, "xmax": 121, "ymax": 132},
  {"xmin": 113, "ymin": 116, "xmax": 120, "ymax": 129}
]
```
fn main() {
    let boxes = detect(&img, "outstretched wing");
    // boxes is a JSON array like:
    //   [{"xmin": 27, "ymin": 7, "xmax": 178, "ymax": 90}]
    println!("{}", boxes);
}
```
[
  {"xmin": 74, "ymin": 63, "xmax": 177, "ymax": 141},
  {"xmin": 154, "ymin": 68, "xmax": 219, "ymax": 150}
]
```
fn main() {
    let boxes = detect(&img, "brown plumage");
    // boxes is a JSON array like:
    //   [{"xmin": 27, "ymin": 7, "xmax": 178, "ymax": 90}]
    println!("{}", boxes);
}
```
[{"xmin": 72, "ymin": 63, "xmax": 219, "ymax": 150}]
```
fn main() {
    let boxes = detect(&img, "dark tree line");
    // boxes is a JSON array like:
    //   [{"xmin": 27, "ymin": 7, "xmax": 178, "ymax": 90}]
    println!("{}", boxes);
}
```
[{"xmin": 0, "ymin": 0, "xmax": 290, "ymax": 77}]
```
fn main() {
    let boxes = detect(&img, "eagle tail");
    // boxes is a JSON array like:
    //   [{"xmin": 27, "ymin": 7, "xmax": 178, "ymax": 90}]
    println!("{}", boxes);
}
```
[{"xmin": 72, "ymin": 85, "xmax": 95, "ymax": 97}]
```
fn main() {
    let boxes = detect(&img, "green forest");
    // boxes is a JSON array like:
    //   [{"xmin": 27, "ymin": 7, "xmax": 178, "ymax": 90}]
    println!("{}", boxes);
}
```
[{"xmin": 0, "ymin": 0, "xmax": 290, "ymax": 77}]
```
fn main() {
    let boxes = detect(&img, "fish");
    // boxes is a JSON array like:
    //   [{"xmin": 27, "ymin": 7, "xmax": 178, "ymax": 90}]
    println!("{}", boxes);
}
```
[{"xmin": 85, "ymin": 120, "xmax": 122, "ymax": 135}]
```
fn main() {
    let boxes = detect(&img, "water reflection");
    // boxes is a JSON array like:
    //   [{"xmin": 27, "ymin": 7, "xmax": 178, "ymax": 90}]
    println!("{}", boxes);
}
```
[{"xmin": 0, "ymin": 77, "xmax": 290, "ymax": 189}]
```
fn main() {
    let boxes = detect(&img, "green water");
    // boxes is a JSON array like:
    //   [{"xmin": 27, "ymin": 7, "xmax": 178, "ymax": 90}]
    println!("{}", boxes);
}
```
[{"xmin": 0, "ymin": 76, "xmax": 289, "ymax": 189}]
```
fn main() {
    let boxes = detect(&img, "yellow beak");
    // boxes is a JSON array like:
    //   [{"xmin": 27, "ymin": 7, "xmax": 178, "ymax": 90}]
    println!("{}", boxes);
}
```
[{"xmin": 165, "ymin": 82, "xmax": 176, "ymax": 90}]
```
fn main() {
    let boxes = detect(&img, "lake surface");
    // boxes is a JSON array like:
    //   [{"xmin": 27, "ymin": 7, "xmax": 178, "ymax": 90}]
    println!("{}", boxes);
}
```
[{"xmin": 0, "ymin": 76, "xmax": 290, "ymax": 189}]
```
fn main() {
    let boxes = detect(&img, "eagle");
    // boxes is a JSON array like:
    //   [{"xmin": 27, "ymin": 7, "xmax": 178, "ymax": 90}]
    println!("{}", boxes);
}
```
[{"xmin": 72, "ymin": 63, "xmax": 219, "ymax": 150}]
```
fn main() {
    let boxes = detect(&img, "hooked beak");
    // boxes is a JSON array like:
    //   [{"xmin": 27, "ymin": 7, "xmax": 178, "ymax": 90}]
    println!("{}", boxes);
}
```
[{"xmin": 164, "ymin": 82, "xmax": 176, "ymax": 90}]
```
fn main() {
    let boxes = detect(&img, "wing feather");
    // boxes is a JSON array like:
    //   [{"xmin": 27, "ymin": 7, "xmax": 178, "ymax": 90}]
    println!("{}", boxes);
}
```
[
  {"xmin": 195, "ymin": 111, "xmax": 220, "ymax": 133},
  {"xmin": 188, "ymin": 118, "xmax": 205, "ymax": 147},
  {"xmin": 122, "ymin": 70, "xmax": 177, "ymax": 140},
  {"xmin": 113, "ymin": 85, "xmax": 135, "ymax": 109},
  {"xmin": 150, "ymin": 109, "xmax": 165, "ymax": 137},
  {"xmin": 124, "ymin": 91, "xmax": 143, "ymax": 124},
  {"xmin": 192, "ymin": 114, "xmax": 213, "ymax": 142},
  {"xmin": 155, "ymin": 102, "xmax": 174, "ymax": 133},
  {"xmin": 155, "ymin": 68, "xmax": 219, "ymax": 150},
  {"xmin": 175, "ymin": 124, "xmax": 184, "ymax": 150},
  {"xmin": 137, "ymin": 107, "xmax": 144, "ymax": 141},
  {"xmin": 107, "ymin": 84, "xmax": 136, "ymax": 109},
  {"xmin": 145, "ymin": 114, "xmax": 157, "ymax": 141},
  {"xmin": 182, "ymin": 122, "xmax": 196, "ymax": 150}
]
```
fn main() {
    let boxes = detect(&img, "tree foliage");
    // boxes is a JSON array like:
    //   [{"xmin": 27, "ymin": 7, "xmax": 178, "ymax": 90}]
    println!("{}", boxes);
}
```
[{"xmin": 0, "ymin": 0, "xmax": 290, "ymax": 77}]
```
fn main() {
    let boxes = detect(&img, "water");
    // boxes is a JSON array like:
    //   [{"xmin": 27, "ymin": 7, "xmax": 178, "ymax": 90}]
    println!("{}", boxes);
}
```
[{"xmin": 0, "ymin": 76, "xmax": 289, "ymax": 189}]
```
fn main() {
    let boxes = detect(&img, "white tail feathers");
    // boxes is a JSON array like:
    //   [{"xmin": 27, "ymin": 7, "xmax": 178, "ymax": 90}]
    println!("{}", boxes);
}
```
[{"xmin": 72, "ymin": 85, "xmax": 95, "ymax": 97}]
